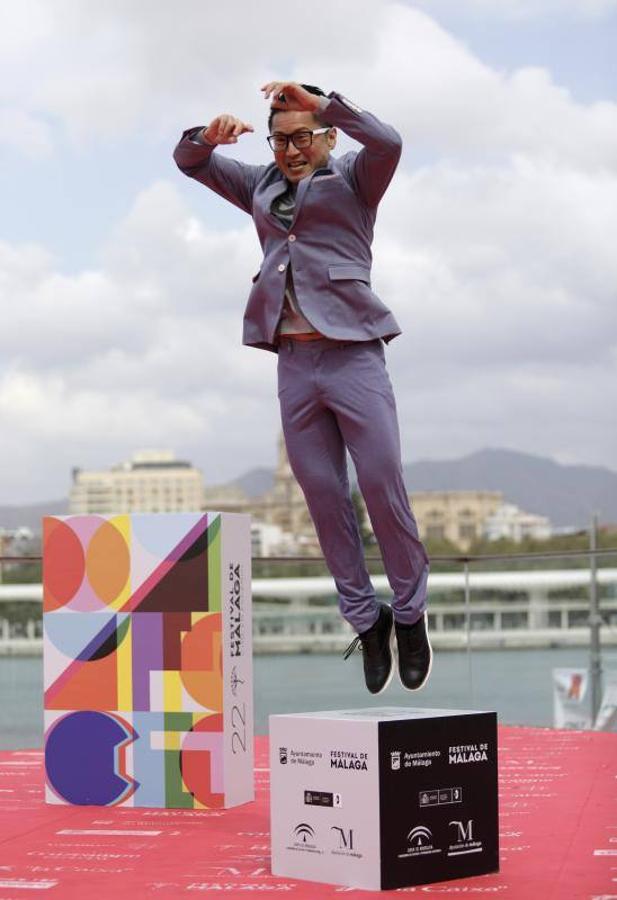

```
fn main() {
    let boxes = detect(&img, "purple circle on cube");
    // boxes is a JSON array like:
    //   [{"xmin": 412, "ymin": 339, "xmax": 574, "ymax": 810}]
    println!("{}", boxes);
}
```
[{"xmin": 46, "ymin": 710, "xmax": 135, "ymax": 805}]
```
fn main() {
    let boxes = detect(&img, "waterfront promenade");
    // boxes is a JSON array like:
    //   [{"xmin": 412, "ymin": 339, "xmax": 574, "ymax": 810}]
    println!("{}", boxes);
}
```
[{"xmin": 2, "ymin": 565, "xmax": 617, "ymax": 655}]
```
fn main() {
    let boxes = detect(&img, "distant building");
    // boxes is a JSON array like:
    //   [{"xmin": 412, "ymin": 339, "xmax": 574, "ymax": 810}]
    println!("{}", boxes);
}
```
[
  {"xmin": 0, "ymin": 526, "xmax": 34, "ymax": 546},
  {"xmin": 202, "ymin": 482, "xmax": 251, "ymax": 514},
  {"xmin": 200, "ymin": 436, "xmax": 321, "ymax": 556},
  {"xmin": 483, "ymin": 503, "xmax": 552, "ymax": 543},
  {"xmin": 69, "ymin": 450, "xmax": 204, "ymax": 515},
  {"xmin": 0, "ymin": 526, "xmax": 36, "ymax": 580},
  {"xmin": 254, "ymin": 434, "xmax": 321, "ymax": 553},
  {"xmin": 410, "ymin": 491, "xmax": 504, "ymax": 550},
  {"xmin": 251, "ymin": 522, "xmax": 296, "ymax": 558},
  {"xmin": 68, "ymin": 443, "xmax": 553, "ymax": 554}
]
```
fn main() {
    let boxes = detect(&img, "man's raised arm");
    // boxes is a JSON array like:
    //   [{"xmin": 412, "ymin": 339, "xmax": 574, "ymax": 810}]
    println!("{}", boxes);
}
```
[
  {"xmin": 319, "ymin": 93, "xmax": 402, "ymax": 208},
  {"xmin": 173, "ymin": 113, "xmax": 265, "ymax": 214}
]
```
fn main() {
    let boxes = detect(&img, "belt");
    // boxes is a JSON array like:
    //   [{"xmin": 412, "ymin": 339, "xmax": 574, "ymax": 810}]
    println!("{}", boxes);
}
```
[
  {"xmin": 278, "ymin": 336, "xmax": 373, "ymax": 353},
  {"xmin": 277, "ymin": 332, "xmax": 325, "ymax": 342}
]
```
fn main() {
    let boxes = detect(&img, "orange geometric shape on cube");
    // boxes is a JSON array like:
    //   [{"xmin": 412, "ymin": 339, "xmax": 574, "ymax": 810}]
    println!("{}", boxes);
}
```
[
  {"xmin": 43, "ymin": 518, "xmax": 86, "ymax": 611},
  {"xmin": 180, "ymin": 614, "xmax": 222, "ymax": 711},
  {"xmin": 181, "ymin": 714, "xmax": 224, "ymax": 809},
  {"xmin": 86, "ymin": 519, "xmax": 130, "ymax": 607},
  {"xmin": 45, "ymin": 650, "xmax": 118, "ymax": 711}
]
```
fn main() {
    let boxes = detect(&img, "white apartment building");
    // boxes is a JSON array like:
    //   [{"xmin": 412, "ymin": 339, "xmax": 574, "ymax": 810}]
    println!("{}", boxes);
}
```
[
  {"xmin": 251, "ymin": 522, "xmax": 297, "ymax": 558},
  {"xmin": 483, "ymin": 503, "xmax": 552, "ymax": 543},
  {"xmin": 69, "ymin": 450, "xmax": 205, "ymax": 515}
]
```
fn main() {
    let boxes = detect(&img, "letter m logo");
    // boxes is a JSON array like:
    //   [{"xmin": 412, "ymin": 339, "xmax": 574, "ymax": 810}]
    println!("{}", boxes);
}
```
[
  {"xmin": 450, "ymin": 819, "xmax": 473, "ymax": 841},
  {"xmin": 331, "ymin": 826, "xmax": 354, "ymax": 850}
]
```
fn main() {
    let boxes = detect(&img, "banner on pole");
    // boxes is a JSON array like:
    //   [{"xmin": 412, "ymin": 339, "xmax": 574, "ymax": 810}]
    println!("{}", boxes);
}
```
[{"xmin": 552, "ymin": 668, "xmax": 591, "ymax": 730}]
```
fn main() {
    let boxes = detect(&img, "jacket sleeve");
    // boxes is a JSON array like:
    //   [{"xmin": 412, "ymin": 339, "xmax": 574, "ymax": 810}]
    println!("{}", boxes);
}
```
[
  {"xmin": 173, "ymin": 127, "xmax": 266, "ymax": 215},
  {"xmin": 320, "ymin": 92, "xmax": 402, "ymax": 208}
]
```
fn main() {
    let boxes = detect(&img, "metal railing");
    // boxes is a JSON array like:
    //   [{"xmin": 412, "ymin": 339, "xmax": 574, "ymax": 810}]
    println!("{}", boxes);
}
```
[{"xmin": 2, "ymin": 537, "xmax": 616, "ymax": 726}]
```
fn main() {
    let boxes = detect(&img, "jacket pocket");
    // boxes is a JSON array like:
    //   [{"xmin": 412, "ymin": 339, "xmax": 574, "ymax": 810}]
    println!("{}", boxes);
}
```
[{"xmin": 328, "ymin": 265, "xmax": 371, "ymax": 283}]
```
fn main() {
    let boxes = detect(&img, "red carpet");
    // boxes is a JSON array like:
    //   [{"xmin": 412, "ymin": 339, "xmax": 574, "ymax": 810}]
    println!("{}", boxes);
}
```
[{"xmin": 0, "ymin": 727, "xmax": 615, "ymax": 898}]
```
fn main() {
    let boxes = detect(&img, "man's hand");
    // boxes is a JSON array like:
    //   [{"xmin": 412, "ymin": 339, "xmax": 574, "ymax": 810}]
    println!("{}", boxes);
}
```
[
  {"xmin": 261, "ymin": 81, "xmax": 321, "ymax": 114},
  {"xmin": 202, "ymin": 114, "xmax": 254, "ymax": 145}
]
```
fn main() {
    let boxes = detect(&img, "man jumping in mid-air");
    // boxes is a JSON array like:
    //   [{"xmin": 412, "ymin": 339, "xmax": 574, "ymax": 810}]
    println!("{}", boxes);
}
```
[{"xmin": 174, "ymin": 80, "xmax": 431, "ymax": 695}]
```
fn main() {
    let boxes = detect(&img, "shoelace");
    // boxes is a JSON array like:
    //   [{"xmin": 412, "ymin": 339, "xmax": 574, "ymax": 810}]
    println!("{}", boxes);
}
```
[
  {"xmin": 343, "ymin": 628, "xmax": 385, "ymax": 661},
  {"xmin": 343, "ymin": 635, "xmax": 361, "ymax": 660},
  {"xmin": 343, "ymin": 608, "xmax": 392, "ymax": 661}
]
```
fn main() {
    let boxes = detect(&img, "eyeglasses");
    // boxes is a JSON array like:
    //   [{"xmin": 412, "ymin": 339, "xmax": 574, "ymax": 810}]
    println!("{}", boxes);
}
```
[{"xmin": 267, "ymin": 127, "xmax": 330, "ymax": 152}]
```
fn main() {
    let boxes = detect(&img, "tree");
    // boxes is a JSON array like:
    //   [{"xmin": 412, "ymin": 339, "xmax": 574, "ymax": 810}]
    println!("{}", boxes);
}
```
[{"xmin": 351, "ymin": 488, "xmax": 373, "ymax": 548}]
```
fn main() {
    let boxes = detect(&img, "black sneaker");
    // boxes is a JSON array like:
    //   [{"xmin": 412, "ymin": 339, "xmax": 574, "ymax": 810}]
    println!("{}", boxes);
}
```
[
  {"xmin": 394, "ymin": 612, "xmax": 432, "ymax": 691},
  {"xmin": 343, "ymin": 602, "xmax": 394, "ymax": 695}
]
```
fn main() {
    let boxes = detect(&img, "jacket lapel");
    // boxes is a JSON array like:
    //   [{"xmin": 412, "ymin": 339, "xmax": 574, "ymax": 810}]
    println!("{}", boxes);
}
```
[
  {"xmin": 290, "ymin": 176, "xmax": 311, "ymax": 228},
  {"xmin": 290, "ymin": 154, "xmax": 338, "ymax": 227}
]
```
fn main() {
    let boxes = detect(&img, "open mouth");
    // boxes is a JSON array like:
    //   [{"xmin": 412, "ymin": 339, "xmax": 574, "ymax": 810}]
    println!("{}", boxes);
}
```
[{"xmin": 287, "ymin": 161, "xmax": 308, "ymax": 173}]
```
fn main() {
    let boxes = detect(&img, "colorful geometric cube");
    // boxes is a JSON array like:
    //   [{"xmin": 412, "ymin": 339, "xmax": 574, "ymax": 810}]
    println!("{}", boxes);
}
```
[{"xmin": 43, "ymin": 512, "xmax": 253, "ymax": 809}]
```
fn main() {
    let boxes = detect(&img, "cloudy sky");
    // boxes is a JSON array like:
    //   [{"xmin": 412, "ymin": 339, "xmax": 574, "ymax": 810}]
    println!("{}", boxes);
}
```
[{"xmin": 1, "ymin": 0, "xmax": 616, "ymax": 504}]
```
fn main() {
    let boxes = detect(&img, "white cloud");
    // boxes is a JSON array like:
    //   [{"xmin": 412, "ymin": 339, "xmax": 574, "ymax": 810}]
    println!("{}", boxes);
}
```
[
  {"xmin": 3, "ymin": 0, "xmax": 615, "ymax": 171},
  {"xmin": 103, "ymin": 181, "xmax": 262, "ymax": 313},
  {"xmin": 310, "ymin": 6, "xmax": 617, "ymax": 171},
  {"xmin": 375, "ymin": 155, "xmax": 617, "ymax": 376},
  {"xmin": 0, "ymin": 245, "xmax": 152, "ymax": 368},
  {"xmin": 0, "ymin": 369, "xmax": 205, "ymax": 443},
  {"xmin": 0, "ymin": 1, "xmax": 55, "ymax": 60},
  {"xmin": 372, "ymin": 151, "xmax": 617, "ymax": 468},
  {"xmin": 3, "ymin": 0, "xmax": 382, "ymax": 145},
  {"xmin": 0, "ymin": 183, "xmax": 278, "ymax": 501}
]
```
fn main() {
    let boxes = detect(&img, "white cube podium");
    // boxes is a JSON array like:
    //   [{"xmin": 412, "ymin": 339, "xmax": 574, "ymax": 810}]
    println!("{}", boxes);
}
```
[
  {"xmin": 270, "ymin": 707, "xmax": 499, "ymax": 891},
  {"xmin": 43, "ymin": 512, "xmax": 253, "ymax": 810}
]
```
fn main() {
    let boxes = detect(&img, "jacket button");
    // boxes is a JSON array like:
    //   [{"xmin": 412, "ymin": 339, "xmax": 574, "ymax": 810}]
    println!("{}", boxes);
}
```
[
  {"xmin": 288, "ymin": 234, "xmax": 296, "ymax": 242},
  {"xmin": 278, "ymin": 263, "xmax": 286, "ymax": 272}
]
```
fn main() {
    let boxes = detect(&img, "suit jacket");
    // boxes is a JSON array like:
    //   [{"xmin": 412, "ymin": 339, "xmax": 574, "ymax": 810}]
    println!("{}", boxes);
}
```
[{"xmin": 173, "ymin": 91, "xmax": 403, "ymax": 353}]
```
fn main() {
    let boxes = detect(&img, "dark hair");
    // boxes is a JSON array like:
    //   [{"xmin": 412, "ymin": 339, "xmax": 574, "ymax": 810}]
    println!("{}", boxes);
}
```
[{"xmin": 267, "ymin": 84, "xmax": 329, "ymax": 133}]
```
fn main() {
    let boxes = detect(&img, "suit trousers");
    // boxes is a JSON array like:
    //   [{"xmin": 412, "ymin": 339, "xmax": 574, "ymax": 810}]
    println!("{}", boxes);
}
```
[{"xmin": 276, "ymin": 336, "xmax": 429, "ymax": 635}]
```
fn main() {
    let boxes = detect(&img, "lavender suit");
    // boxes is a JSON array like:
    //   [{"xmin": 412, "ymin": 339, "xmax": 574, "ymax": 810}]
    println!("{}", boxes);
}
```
[{"xmin": 173, "ymin": 91, "xmax": 429, "ymax": 634}]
